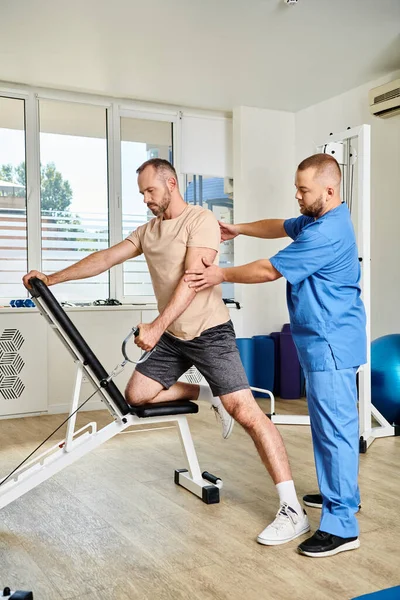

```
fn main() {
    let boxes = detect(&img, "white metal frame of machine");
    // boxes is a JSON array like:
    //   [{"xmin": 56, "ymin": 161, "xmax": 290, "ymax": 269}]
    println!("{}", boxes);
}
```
[
  {"xmin": 0, "ymin": 278, "xmax": 222, "ymax": 511},
  {"xmin": 270, "ymin": 125, "xmax": 396, "ymax": 451}
]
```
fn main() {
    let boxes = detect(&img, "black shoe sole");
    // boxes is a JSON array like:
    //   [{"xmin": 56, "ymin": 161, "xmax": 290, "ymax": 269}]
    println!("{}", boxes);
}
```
[
  {"xmin": 298, "ymin": 538, "xmax": 360, "ymax": 557},
  {"xmin": 303, "ymin": 499, "xmax": 323, "ymax": 509},
  {"xmin": 303, "ymin": 496, "xmax": 361, "ymax": 511}
]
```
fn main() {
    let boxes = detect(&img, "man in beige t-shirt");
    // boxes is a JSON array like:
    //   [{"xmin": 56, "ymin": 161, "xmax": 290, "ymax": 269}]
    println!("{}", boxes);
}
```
[
  {"xmin": 23, "ymin": 158, "xmax": 307, "ymax": 547},
  {"xmin": 124, "ymin": 163, "xmax": 248, "ymax": 423},
  {"xmin": 126, "ymin": 202, "xmax": 229, "ymax": 340}
]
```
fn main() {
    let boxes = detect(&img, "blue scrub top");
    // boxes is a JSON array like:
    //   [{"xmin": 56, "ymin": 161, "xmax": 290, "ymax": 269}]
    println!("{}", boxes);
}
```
[{"xmin": 270, "ymin": 203, "xmax": 367, "ymax": 372}]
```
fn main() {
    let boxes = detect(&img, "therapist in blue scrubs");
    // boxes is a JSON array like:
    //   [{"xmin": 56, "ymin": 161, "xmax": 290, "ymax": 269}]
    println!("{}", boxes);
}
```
[{"xmin": 184, "ymin": 153, "xmax": 367, "ymax": 558}]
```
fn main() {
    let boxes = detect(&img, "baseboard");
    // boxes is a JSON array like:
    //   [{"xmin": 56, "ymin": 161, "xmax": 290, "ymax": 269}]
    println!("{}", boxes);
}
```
[
  {"xmin": 48, "ymin": 400, "xmax": 107, "ymax": 414},
  {"xmin": 0, "ymin": 411, "xmax": 48, "ymax": 420}
]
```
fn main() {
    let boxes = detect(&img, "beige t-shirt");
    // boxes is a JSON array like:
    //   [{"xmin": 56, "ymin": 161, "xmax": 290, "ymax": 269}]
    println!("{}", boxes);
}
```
[{"xmin": 126, "ymin": 204, "xmax": 230, "ymax": 340}]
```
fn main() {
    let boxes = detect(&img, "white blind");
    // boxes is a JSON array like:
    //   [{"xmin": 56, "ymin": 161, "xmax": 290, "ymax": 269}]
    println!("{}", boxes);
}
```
[
  {"xmin": 181, "ymin": 115, "xmax": 232, "ymax": 177},
  {"xmin": 39, "ymin": 100, "xmax": 106, "ymax": 138},
  {"xmin": 121, "ymin": 117, "xmax": 172, "ymax": 145}
]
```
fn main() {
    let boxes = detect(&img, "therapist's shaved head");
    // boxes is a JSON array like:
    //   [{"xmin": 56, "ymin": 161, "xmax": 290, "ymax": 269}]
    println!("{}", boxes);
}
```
[
  {"xmin": 295, "ymin": 154, "xmax": 342, "ymax": 219},
  {"xmin": 298, "ymin": 154, "xmax": 341, "ymax": 187}
]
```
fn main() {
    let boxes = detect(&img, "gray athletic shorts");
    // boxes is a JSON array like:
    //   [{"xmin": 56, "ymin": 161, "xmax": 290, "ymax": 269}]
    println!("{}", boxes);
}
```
[{"xmin": 135, "ymin": 320, "xmax": 250, "ymax": 397}]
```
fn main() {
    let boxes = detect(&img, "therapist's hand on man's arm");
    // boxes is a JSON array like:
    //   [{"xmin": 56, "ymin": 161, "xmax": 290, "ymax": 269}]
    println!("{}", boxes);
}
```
[{"xmin": 185, "ymin": 258, "xmax": 281, "ymax": 291}]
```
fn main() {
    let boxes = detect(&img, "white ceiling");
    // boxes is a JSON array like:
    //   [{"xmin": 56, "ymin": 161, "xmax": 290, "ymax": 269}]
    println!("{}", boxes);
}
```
[{"xmin": 0, "ymin": 0, "xmax": 399, "ymax": 112}]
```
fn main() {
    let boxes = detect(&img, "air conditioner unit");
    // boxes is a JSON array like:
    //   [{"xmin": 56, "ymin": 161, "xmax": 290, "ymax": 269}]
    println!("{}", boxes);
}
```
[{"xmin": 369, "ymin": 78, "xmax": 400, "ymax": 118}]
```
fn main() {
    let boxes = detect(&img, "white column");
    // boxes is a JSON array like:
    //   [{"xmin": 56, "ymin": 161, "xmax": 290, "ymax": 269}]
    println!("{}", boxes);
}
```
[{"xmin": 232, "ymin": 106, "xmax": 296, "ymax": 336}]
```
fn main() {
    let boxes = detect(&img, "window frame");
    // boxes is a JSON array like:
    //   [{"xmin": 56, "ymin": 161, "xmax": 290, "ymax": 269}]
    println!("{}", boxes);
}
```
[
  {"xmin": 0, "ymin": 83, "xmax": 229, "ymax": 305},
  {"xmin": 37, "ymin": 96, "xmax": 111, "ymax": 303},
  {"xmin": 111, "ymin": 106, "xmax": 180, "ymax": 304},
  {"xmin": 0, "ymin": 90, "xmax": 35, "ymax": 303}
]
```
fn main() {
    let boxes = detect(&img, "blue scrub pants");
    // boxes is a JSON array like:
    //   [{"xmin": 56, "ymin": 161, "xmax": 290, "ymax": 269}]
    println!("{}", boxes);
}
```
[{"xmin": 305, "ymin": 357, "xmax": 360, "ymax": 538}]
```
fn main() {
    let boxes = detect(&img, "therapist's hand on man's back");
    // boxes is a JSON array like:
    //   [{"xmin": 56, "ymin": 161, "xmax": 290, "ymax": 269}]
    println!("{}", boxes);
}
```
[{"xmin": 219, "ymin": 221, "xmax": 240, "ymax": 242}]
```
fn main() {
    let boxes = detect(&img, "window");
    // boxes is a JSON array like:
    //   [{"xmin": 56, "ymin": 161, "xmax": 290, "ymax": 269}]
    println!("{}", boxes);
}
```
[
  {"xmin": 39, "ymin": 100, "xmax": 109, "ymax": 302},
  {"xmin": 120, "ymin": 116, "xmax": 173, "ymax": 298},
  {"xmin": 0, "ymin": 85, "xmax": 234, "ymax": 307},
  {"xmin": 0, "ymin": 97, "xmax": 27, "ymax": 301},
  {"xmin": 184, "ymin": 175, "xmax": 234, "ymax": 298}
]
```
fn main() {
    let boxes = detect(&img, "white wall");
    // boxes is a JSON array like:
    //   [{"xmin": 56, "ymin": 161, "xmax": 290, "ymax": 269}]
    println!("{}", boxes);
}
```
[
  {"xmin": 232, "ymin": 106, "xmax": 296, "ymax": 337},
  {"xmin": 295, "ymin": 71, "xmax": 400, "ymax": 340}
]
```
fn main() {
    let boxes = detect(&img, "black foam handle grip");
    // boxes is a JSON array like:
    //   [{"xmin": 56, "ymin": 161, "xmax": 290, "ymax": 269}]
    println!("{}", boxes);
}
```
[{"xmin": 202, "ymin": 471, "xmax": 221, "ymax": 485}]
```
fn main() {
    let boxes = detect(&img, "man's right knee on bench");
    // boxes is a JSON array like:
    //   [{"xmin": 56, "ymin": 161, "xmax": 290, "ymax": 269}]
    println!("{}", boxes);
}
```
[{"xmin": 125, "ymin": 371, "xmax": 164, "ymax": 406}]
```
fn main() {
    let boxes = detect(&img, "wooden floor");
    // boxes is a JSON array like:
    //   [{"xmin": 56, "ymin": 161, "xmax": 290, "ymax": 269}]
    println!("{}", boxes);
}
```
[{"xmin": 0, "ymin": 398, "xmax": 399, "ymax": 600}]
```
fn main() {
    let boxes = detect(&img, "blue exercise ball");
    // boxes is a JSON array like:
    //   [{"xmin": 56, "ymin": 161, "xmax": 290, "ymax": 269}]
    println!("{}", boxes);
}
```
[{"xmin": 371, "ymin": 334, "xmax": 400, "ymax": 425}]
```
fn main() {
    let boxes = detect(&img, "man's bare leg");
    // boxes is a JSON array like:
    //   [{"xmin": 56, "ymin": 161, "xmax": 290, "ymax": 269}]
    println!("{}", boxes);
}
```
[
  {"xmin": 125, "ymin": 371, "xmax": 233, "ymax": 438},
  {"xmin": 219, "ymin": 388, "xmax": 309, "ymax": 545},
  {"xmin": 220, "ymin": 388, "xmax": 292, "ymax": 483},
  {"xmin": 125, "ymin": 370, "xmax": 199, "ymax": 405}
]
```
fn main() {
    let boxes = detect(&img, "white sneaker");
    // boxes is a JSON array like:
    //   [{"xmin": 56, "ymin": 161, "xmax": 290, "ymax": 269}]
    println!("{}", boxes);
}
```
[
  {"xmin": 211, "ymin": 403, "xmax": 234, "ymax": 439},
  {"xmin": 257, "ymin": 502, "xmax": 310, "ymax": 546}
]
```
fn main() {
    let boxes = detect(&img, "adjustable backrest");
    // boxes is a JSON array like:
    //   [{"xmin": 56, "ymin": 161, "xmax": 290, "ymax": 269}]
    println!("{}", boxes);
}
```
[{"xmin": 29, "ymin": 278, "xmax": 130, "ymax": 416}]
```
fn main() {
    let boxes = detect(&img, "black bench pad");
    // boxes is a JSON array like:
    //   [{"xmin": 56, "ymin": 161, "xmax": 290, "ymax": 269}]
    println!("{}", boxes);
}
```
[{"xmin": 130, "ymin": 400, "xmax": 199, "ymax": 418}]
